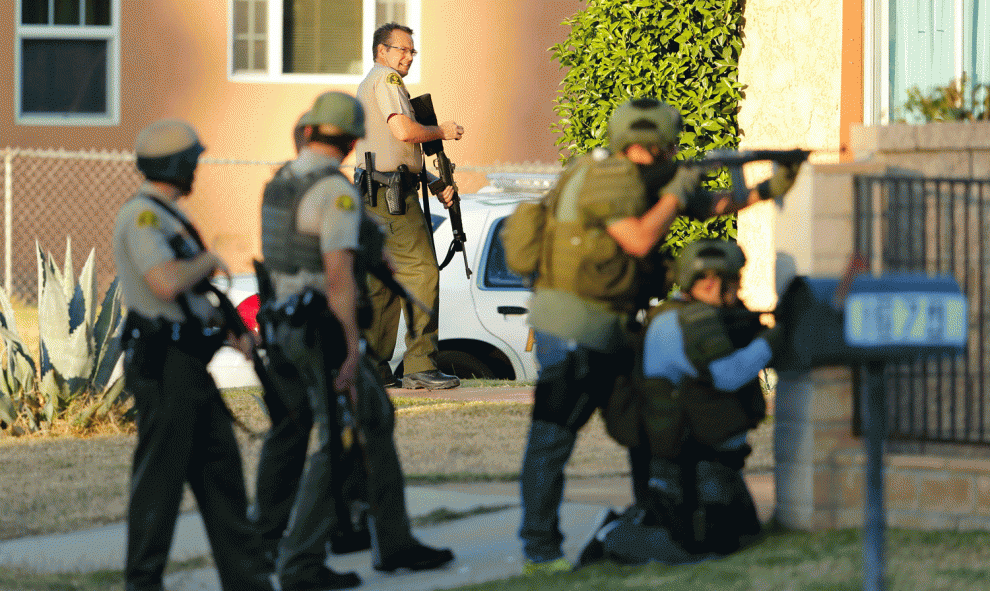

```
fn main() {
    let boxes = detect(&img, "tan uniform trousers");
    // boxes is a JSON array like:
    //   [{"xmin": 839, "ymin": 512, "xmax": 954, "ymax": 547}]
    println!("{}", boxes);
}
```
[{"xmin": 364, "ymin": 186, "xmax": 440, "ymax": 375}]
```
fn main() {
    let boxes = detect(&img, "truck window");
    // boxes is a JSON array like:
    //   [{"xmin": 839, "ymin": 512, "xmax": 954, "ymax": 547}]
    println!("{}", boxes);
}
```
[{"xmin": 484, "ymin": 217, "xmax": 526, "ymax": 289}]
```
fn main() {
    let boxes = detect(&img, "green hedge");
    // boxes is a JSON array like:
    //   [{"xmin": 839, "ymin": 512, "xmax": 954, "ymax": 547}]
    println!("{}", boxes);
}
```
[{"xmin": 550, "ymin": 0, "xmax": 745, "ymax": 255}]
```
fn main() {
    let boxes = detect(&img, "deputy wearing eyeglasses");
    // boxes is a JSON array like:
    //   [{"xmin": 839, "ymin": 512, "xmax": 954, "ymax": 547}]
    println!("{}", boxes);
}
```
[{"xmin": 355, "ymin": 22, "xmax": 465, "ymax": 391}]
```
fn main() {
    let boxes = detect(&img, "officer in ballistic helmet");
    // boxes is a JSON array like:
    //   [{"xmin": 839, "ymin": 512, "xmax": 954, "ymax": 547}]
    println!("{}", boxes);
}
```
[
  {"xmin": 579, "ymin": 239, "xmax": 785, "ymax": 567},
  {"xmin": 517, "ymin": 97, "xmax": 800, "ymax": 575},
  {"xmin": 113, "ymin": 119, "xmax": 274, "ymax": 591},
  {"xmin": 257, "ymin": 91, "xmax": 454, "ymax": 591}
]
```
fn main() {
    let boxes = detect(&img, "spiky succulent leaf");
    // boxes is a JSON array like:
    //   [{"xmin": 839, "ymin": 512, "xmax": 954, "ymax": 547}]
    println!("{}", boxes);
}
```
[
  {"xmin": 93, "ymin": 277, "xmax": 122, "ymax": 351},
  {"xmin": 37, "ymin": 366, "xmax": 63, "ymax": 419},
  {"xmin": 36, "ymin": 242, "xmax": 44, "ymax": 303},
  {"xmin": 62, "ymin": 237, "xmax": 75, "ymax": 305},
  {"xmin": 78, "ymin": 248, "xmax": 98, "ymax": 330},
  {"xmin": 98, "ymin": 375, "xmax": 125, "ymax": 413},
  {"xmin": 0, "ymin": 323, "xmax": 36, "ymax": 397},
  {"xmin": 0, "ymin": 287, "xmax": 21, "ymax": 337},
  {"xmin": 39, "ymin": 262, "xmax": 93, "ymax": 385},
  {"xmin": 0, "ymin": 392, "xmax": 15, "ymax": 426},
  {"xmin": 68, "ymin": 283, "xmax": 87, "ymax": 335},
  {"xmin": 91, "ymin": 284, "xmax": 124, "ymax": 393}
]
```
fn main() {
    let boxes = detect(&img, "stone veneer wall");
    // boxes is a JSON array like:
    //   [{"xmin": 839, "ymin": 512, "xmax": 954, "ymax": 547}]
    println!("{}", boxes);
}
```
[{"xmin": 772, "ymin": 123, "xmax": 990, "ymax": 531}]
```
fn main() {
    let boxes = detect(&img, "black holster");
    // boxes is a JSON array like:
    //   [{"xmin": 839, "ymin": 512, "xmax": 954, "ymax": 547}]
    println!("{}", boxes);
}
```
[
  {"xmin": 356, "ymin": 166, "xmax": 418, "ymax": 215},
  {"xmin": 122, "ymin": 313, "xmax": 227, "ymax": 371}
]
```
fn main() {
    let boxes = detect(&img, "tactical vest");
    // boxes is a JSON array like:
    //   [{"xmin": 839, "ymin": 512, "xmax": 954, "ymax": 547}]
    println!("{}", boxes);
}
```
[
  {"xmin": 675, "ymin": 300, "xmax": 764, "ymax": 448},
  {"xmin": 261, "ymin": 163, "xmax": 345, "ymax": 275},
  {"xmin": 533, "ymin": 153, "xmax": 646, "ymax": 308},
  {"xmin": 606, "ymin": 299, "xmax": 765, "ymax": 456}
]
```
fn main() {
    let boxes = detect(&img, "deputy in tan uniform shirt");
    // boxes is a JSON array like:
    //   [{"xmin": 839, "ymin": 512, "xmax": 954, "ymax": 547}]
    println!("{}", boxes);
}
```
[
  {"xmin": 355, "ymin": 22, "xmax": 464, "ymax": 390},
  {"xmin": 113, "ymin": 119, "xmax": 273, "ymax": 591}
]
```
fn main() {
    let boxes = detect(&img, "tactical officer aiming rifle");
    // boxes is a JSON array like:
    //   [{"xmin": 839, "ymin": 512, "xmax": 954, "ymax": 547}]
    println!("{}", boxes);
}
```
[
  {"xmin": 409, "ymin": 93, "xmax": 472, "ymax": 279},
  {"xmin": 684, "ymin": 148, "xmax": 810, "ymax": 206}
]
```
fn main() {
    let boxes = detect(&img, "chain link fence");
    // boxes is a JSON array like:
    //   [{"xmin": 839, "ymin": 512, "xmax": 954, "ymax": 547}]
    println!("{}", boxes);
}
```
[{"xmin": 2, "ymin": 147, "xmax": 559, "ymax": 304}]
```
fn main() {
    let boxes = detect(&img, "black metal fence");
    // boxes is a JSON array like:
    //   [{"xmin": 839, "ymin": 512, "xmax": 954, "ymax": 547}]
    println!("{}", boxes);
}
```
[{"xmin": 853, "ymin": 175, "xmax": 990, "ymax": 445}]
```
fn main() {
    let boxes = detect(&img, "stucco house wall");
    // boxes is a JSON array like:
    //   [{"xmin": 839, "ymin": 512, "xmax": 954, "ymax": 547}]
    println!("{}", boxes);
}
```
[{"xmin": 736, "ymin": 0, "xmax": 844, "ymax": 313}]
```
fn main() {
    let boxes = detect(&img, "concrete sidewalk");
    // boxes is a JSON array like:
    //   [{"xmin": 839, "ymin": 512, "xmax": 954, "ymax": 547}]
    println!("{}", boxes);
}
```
[
  {"xmin": 0, "ymin": 486, "xmax": 599, "ymax": 591},
  {"xmin": 0, "ymin": 474, "xmax": 774, "ymax": 590}
]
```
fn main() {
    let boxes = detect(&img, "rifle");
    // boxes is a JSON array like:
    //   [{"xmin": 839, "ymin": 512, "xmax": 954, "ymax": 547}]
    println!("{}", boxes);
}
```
[
  {"xmin": 409, "ymin": 93, "xmax": 472, "ymax": 278},
  {"xmin": 205, "ymin": 279, "xmax": 305, "ymax": 435},
  {"xmin": 683, "ymin": 149, "xmax": 810, "ymax": 205}
]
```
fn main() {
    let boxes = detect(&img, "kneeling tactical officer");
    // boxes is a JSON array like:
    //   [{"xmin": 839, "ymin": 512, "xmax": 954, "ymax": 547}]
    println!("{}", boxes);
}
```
[
  {"xmin": 587, "ymin": 239, "xmax": 785, "ymax": 566},
  {"xmin": 113, "ymin": 119, "xmax": 274, "ymax": 591},
  {"xmin": 258, "ymin": 91, "xmax": 454, "ymax": 591}
]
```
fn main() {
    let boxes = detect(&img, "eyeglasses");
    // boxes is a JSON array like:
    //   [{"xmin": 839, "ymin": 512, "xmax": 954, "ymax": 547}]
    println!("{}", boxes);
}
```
[{"xmin": 384, "ymin": 44, "xmax": 418, "ymax": 57}]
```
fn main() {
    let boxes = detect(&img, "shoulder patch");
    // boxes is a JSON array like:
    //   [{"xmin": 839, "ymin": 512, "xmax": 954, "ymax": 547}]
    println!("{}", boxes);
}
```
[
  {"xmin": 136, "ymin": 210, "xmax": 159, "ymax": 229},
  {"xmin": 386, "ymin": 72, "xmax": 403, "ymax": 86},
  {"xmin": 335, "ymin": 194, "xmax": 356, "ymax": 211}
]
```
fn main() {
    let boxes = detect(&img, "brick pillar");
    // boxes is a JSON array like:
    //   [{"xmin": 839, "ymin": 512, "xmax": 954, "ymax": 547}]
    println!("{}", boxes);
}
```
[
  {"xmin": 774, "ymin": 367, "xmax": 860, "ymax": 530},
  {"xmin": 769, "ymin": 161, "xmax": 891, "ymax": 530}
]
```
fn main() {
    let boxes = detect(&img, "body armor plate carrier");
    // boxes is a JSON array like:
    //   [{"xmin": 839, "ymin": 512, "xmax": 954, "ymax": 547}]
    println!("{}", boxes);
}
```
[{"xmin": 261, "ymin": 163, "xmax": 346, "ymax": 275}]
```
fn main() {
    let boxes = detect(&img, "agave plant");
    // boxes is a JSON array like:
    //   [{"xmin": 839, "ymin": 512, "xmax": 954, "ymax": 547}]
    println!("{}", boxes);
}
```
[
  {"xmin": 0, "ymin": 238, "xmax": 124, "ymax": 431},
  {"xmin": 0, "ymin": 288, "xmax": 35, "ymax": 427}
]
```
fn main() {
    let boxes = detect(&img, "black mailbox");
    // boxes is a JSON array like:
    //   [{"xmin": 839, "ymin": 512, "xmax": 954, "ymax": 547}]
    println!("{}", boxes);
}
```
[{"xmin": 773, "ymin": 274, "xmax": 967, "ymax": 372}]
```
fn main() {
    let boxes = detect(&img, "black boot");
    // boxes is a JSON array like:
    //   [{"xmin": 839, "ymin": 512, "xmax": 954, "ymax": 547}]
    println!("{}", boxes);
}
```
[{"xmin": 373, "ymin": 543, "xmax": 455, "ymax": 572}]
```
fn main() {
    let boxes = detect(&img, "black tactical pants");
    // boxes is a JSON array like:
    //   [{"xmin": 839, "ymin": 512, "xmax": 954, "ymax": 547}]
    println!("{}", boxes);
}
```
[
  {"xmin": 250, "ymin": 354, "xmax": 312, "ymax": 556},
  {"xmin": 251, "ymin": 344, "xmax": 368, "ymax": 558},
  {"xmin": 271, "ymin": 315, "xmax": 416, "ymax": 589},
  {"xmin": 124, "ymin": 342, "xmax": 271, "ymax": 591},
  {"xmin": 519, "ymin": 342, "xmax": 627, "ymax": 562}
]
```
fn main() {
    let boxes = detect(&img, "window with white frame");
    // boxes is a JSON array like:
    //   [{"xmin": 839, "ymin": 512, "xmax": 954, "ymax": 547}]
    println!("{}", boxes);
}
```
[
  {"xmin": 231, "ymin": 0, "xmax": 420, "ymax": 82},
  {"xmin": 866, "ymin": 0, "xmax": 989, "ymax": 123},
  {"xmin": 16, "ymin": 0, "xmax": 120, "ymax": 125}
]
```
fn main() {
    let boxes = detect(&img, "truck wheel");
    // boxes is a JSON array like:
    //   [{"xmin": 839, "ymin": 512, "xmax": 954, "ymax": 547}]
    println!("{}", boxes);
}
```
[{"xmin": 438, "ymin": 351, "xmax": 495, "ymax": 379}]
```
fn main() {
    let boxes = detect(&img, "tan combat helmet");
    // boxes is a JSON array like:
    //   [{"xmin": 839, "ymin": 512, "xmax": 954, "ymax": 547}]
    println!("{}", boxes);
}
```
[
  {"xmin": 608, "ymin": 97, "xmax": 682, "ymax": 153},
  {"xmin": 134, "ymin": 119, "xmax": 205, "ymax": 187},
  {"xmin": 674, "ymin": 239, "xmax": 746, "ymax": 289},
  {"xmin": 299, "ymin": 91, "xmax": 366, "ymax": 139}
]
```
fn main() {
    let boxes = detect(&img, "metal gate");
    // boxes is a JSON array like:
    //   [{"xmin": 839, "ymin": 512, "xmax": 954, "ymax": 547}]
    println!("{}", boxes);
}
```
[{"xmin": 853, "ymin": 175, "xmax": 990, "ymax": 445}]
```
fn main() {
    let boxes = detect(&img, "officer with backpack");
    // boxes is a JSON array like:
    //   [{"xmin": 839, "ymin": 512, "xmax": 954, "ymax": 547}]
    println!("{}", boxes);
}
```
[
  {"xmin": 506, "ymin": 97, "xmax": 801, "ymax": 574},
  {"xmin": 256, "ymin": 91, "xmax": 454, "ymax": 591},
  {"xmin": 579, "ymin": 239, "xmax": 784, "ymax": 566}
]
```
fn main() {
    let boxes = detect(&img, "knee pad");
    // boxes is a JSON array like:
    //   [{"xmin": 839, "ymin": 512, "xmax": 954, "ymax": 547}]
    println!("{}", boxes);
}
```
[
  {"xmin": 695, "ymin": 460, "xmax": 740, "ymax": 506},
  {"xmin": 647, "ymin": 457, "xmax": 683, "ymax": 506}
]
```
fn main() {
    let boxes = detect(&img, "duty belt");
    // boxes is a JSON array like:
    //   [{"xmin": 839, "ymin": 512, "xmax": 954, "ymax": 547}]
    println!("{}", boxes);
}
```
[
  {"xmin": 389, "ymin": 170, "xmax": 421, "ymax": 189},
  {"xmin": 122, "ymin": 312, "xmax": 227, "ymax": 364},
  {"xmin": 354, "ymin": 166, "xmax": 421, "ymax": 215}
]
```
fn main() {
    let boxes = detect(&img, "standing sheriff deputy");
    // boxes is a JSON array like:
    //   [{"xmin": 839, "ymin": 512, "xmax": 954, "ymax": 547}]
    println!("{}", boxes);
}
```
[
  {"xmin": 355, "ymin": 22, "xmax": 464, "ymax": 390},
  {"xmin": 113, "ymin": 119, "xmax": 273, "ymax": 591},
  {"xmin": 510, "ymin": 97, "xmax": 801, "ymax": 574},
  {"xmin": 259, "ymin": 91, "xmax": 455, "ymax": 591}
]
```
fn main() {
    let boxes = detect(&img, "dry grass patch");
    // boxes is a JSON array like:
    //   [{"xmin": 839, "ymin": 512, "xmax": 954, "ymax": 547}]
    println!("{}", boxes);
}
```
[
  {"xmin": 395, "ymin": 399, "xmax": 629, "ymax": 481},
  {"xmin": 0, "ymin": 389, "xmax": 772, "ymax": 542},
  {"xmin": 0, "ymin": 389, "xmax": 270, "ymax": 541}
]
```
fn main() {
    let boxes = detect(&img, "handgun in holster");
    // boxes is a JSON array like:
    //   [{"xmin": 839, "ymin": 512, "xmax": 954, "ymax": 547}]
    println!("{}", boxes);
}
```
[{"xmin": 361, "ymin": 152, "xmax": 407, "ymax": 215}]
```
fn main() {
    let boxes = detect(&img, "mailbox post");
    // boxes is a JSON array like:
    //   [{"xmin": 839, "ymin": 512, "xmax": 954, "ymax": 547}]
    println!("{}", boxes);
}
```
[{"xmin": 775, "ymin": 273, "xmax": 967, "ymax": 591}]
